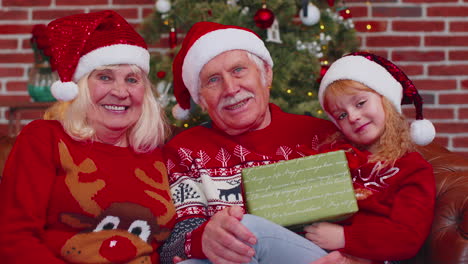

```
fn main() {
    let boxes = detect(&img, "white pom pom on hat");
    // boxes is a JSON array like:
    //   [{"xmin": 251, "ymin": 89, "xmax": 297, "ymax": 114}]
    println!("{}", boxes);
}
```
[
  {"xmin": 411, "ymin": 119, "xmax": 436, "ymax": 146},
  {"xmin": 172, "ymin": 103, "xmax": 191, "ymax": 120},
  {"xmin": 51, "ymin": 81, "xmax": 79, "ymax": 102},
  {"xmin": 319, "ymin": 51, "xmax": 436, "ymax": 146},
  {"xmin": 46, "ymin": 10, "xmax": 150, "ymax": 102}
]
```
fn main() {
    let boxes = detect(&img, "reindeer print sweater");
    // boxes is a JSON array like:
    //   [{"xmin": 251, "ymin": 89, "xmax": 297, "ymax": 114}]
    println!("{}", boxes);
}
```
[
  {"xmin": 159, "ymin": 104, "xmax": 337, "ymax": 262},
  {"xmin": 0, "ymin": 120, "xmax": 176, "ymax": 264}
]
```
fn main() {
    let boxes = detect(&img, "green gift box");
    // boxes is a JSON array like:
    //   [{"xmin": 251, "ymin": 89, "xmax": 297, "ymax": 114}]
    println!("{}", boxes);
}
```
[{"xmin": 242, "ymin": 150, "xmax": 358, "ymax": 230}]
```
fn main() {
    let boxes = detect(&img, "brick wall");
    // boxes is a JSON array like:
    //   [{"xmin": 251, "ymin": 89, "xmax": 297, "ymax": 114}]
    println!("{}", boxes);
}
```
[{"xmin": 1, "ymin": 0, "xmax": 467, "ymax": 156}]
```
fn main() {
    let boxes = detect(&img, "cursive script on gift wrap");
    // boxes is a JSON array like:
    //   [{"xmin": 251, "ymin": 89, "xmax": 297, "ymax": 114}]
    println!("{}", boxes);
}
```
[{"xmin": 242, "ymin": 151, "xmax": 357, "ymax": 227}]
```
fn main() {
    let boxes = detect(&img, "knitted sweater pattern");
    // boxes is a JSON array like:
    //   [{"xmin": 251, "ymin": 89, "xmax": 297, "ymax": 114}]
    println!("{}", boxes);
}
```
[
  {"xmin": 162, "ymin": 104, "xmax": 337, "ymax": 259},
  {"xmin": 0, "ymin": 120, "xmax": 175, "ymax": 264}
]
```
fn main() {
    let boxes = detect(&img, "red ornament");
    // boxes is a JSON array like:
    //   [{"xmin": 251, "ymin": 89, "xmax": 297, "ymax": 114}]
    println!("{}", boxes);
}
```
[
  {"xmin": 316, "ymin": 65, "xmax": 330, "ymax": 83},
  {"xmin": 338, "ymin": 8, "xmax": 352, "ymax": 19},
  {"xmin": 169, "ymin": 27, "xmax": 177, "ymax": 48},
  {"xmin": 157, "ymin": 71, "xmax": 166, "ymax": 79},
  {"xmin": 254, "ymin": 6, "xmax": 275, "ymax": 29},
  {"xmin": 327, "ymin": 0, "xmax": 335, "ymax": 7}
]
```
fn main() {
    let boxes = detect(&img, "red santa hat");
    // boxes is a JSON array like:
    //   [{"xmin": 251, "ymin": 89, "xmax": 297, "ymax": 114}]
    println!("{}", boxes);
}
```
[
  {"xmin": 172, "ymin": 21, "xmax": 274, "ymax": 120},
  {"xmin": 46, "ymin": 10, "xmax": 150, "ymax": 101},
  {"xmin": 319, "ymin": 51, "xmax": 436, "ymax": 146}
]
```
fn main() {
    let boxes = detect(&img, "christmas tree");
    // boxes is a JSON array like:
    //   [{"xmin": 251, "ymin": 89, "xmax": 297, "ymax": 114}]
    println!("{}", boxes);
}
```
[{"xmin": 140, "ymin": 0, "xmax": 359, "ymax": 127}]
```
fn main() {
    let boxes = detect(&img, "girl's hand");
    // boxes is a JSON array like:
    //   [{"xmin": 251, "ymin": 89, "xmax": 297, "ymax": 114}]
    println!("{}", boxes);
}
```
[
  {"xmin": 309, "ymin": 251, "xmax": 372, "ymax": 264},
  {"xmin": 304, "ymin": 222, "xmax": 345, "ymax": 250},
  {"xmin": 173, "ymin": 256, "xmax": 184, "ymax": 263}
]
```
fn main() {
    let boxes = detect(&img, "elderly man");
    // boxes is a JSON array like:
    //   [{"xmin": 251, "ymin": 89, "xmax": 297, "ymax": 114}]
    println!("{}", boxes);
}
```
[{"xmin": 161, "ymin": 22, "xmax": 339, "ymax": 264}]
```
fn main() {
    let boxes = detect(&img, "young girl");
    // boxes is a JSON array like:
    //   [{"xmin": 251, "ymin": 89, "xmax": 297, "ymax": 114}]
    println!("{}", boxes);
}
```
[{"xmin": 302, "ymin": 52, "xmax": 437, "ymax": 263}]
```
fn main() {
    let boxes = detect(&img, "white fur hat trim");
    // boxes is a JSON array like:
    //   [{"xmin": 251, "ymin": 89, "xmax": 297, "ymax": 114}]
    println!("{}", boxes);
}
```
[
  {"xmin": 319, "ymin": 55, "xmax": 403, "ymax": 113},
  {"xmin": 182, "ymin": 28, "xmax": 273, "ymax": 104},
  {"xmin": 73, "ymin": 44, "xmax": 150, "ymax": 82}
]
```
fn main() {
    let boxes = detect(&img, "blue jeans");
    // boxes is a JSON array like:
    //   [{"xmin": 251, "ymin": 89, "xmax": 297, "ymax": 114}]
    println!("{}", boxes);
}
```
[{"xmin": 179, "ymin": 214, "xmax": 327, "ymax": 264}]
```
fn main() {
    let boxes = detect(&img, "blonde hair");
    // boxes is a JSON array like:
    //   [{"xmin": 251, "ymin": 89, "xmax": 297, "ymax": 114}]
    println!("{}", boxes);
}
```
[
  {"xmin": 323, "ymin": 79, "xmax": 414, "ymax": 166},
  {"xmin": 44, "ymin": 64, "xmax": 169, "ymax": 153}
]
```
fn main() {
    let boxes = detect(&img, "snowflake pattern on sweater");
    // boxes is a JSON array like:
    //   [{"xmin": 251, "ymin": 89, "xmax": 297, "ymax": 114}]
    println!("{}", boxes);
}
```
[{"xmin": 160, "ymin": 104, "xmax": 338, "ymax": 261}]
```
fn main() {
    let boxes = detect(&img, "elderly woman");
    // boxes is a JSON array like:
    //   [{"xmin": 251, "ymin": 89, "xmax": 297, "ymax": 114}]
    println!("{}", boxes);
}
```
[{"xmin": 0, "ymin": 11, "xmax": 175, "ymax": 264}]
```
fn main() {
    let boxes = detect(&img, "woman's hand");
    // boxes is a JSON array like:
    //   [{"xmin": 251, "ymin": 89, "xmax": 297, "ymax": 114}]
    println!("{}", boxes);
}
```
[
  {"xmin": 201, "ymin": 206, "xmax": 257, "ymax": 264},
  {"xmin": 309, "ymin": 251, "xmax": 372, "ymax": 264},
  {"xmin": 304, "ymin": 222, "xmax": 345, "ymax": 250}
]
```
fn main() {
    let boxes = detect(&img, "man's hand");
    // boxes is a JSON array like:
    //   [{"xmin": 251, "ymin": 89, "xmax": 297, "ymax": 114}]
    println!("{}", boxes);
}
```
[
  {"xmin": 202, "ymin": 206, "xmax": 256, "ymax": 264},
  {"xmin": 304, "ymin": 222, "xmax": 345, "ymax": 250},
  {"xmin": 309, "ymin": 251, "xmax": 372, "ymax": 264}
]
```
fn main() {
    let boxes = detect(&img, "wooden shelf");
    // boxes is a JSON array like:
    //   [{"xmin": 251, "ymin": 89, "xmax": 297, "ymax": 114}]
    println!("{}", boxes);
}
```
[{"xmin": 1, "ymin": 101, "xmax": 54, "ymax": 136}]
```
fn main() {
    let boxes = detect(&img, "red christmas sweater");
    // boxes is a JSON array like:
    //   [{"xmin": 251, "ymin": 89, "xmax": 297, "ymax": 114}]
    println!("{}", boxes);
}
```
[
  {"xmin": 299, "ymin": 144, "xmax": 436, "ymax": 262},
  {"xmin": 160, "ymin": 104, "xmax": 338, "ymax": 261},
  {"xmin": 0, "ymin": 120, "xmax": 176, "ymax": 264}
]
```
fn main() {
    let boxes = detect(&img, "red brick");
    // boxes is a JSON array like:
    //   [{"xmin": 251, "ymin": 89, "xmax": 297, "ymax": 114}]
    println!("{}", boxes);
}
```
[
  {"xmin": 429, "ymin": 65, "xmax": 468, "ymax": 76},
  {"xmin": 3, "ymin": 0, "xmax": 51, "ymax": 6},
  {"xmin": 113, "ymin": 0, "xmax": 153, "ymax": 4},
  {"xmin": 439, "ymin": 93, "xmax": 468, "ymax": 104},
  {"xmin": 0, "ymin": 53, "xmax": 34, "ymax": 64},
  {"xmin": 453, "ymin": 137, "xmax": 468, "ymax": 148},
  {"xmin": 450, "ymin": 21, "xmax": 468, "ymax": 32},
  {"xmin": 392, "ymin": 51, "xmax": 445, "ymax": 61},
  {"xmin": 404, "ymin": 0, "xmax": 457, "ymax": 3},
  {"xmin": 0, "ymin": 125, "xmax": 9, "ymax": 136},
  {"xmin": 354, "ymin": 21, "xmax": 387, "ymax": 32},
  {"xmin": 433, "ymin": 122, "xmax": 468, "ymax": 133},
  {"xmin": 367, "ymin": 36, "xmax": 420, "ymax": 47},
  {"xmin": 9, "ymin": 109, "xmax": 46, "ymax": 120},
  {"xmin": 0, "ymin": 68, "xmax": 24, "ymax": 77},
  {"xmin": 462, "ymin": 79, "xmax": 468, "ymax": 89},
  {"xmin": 449, "ymin": 50, "xmax": 468, "ymax": 61},
  {"xmin": 142, "ymin": 8, "xmax": 155, "ymax": 18},
  {"xmin": 0, "ymin": 25, "xmax": 33, "ymax": 34},
  {"xmin": 412, "ymin": 79, "xmax": 457, "ymax": 90},
  {"xmin": 346, "ymin": 0, "xmax": 396, "ymax": 3},
  {"xmin": 420, "ymin": 93, "xmax": 435, "ymax": 104},
  {"xmin": 423, "ymin": 108, "xmax": 455, "ymax": 119},
  {"xmin": 33, "ymin": 9, "xmax": 86, "ymax": 20},
  {"xmin": 0, "ymin": 39, "xmax": 18, "ymax": 49},
  {"xmin": 426, "ymin": 36, "xmax": 468, "ymax": 47},
  {"xmin": 89, "ymin": 9, "xmax": 139, "ymax": 20},
  {"xmin": 22, "ymin": 39, "xmax": 32, "ymax": 50},
  {"xmin": 347, "ymin": 6, "xmax": 368, "ymax": 18},
  {"xmin": 0, "ymin": 96, "xmax": 31, "ymax": 105},
  {"xmin": 403, "ymin": 107, "xmax": 454, "ymax": 119},
  {"xmin": 459, "ymin": 108, "xmax": 468, "ymax": 118},
  {"xmin": 392, "ymin": 21, "xmax": 444, "ymax": 32},
  {"xmin": 359, "ymin": 49, "xmax": 389, "ymax": 58},
  {"xmin": 373, "ymin": 6, "xmax": 422, "ymax": 17},
  {"xmin": 399, "ymin": 64, "xmax": 424, "ymax": 76},
  {"xmin": 0, "ymin": 10, "xmax": 28, "ymax": 20},
  {"xmin": 6, "ymin": 81, "xmax": 28, "ymax": 92},
  {"xmin": 428, "ymin": 6, "xmax": 468, "ymax": 17},
  {"xmin": 56, "ymin": 0, "xmax": 107, "ymax": 5}
]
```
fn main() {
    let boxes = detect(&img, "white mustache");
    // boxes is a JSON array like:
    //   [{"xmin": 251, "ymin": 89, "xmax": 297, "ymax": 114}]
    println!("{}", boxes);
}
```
[{"xmin": 220, "ymin": 91, "xmax": 255, "ymax": 108}]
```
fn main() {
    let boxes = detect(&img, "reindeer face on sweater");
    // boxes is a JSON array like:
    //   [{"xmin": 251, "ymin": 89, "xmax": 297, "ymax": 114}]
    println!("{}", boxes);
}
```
[
  {"xmin": 56, "ymin": 140, "xmax": 175, "ymax": 264},
  {"xmin": 60, "ymin": 202, "xmax": 170, "ymax": 263}
]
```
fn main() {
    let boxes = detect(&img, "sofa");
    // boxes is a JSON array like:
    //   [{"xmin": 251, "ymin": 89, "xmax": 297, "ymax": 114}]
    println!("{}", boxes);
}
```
[{"xmin": 0, "ymin": 135, "xmax": 466, "ymax": 263}]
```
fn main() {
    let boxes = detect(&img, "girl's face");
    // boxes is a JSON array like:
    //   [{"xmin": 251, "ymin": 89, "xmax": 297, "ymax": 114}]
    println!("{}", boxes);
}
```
[
  {"xmin": 326, "ymin": 88, "xmax": 386, "ymax": 152},
  {"xmin": 86, "ymin": 65, "xmax": 146, "ymax": 137}
]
